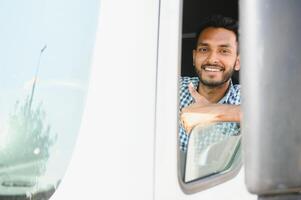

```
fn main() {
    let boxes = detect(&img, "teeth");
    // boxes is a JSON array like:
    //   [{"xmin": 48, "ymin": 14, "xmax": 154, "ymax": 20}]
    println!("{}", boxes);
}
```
[{"xmin": 204, "ymin": 68, "xmax": 221, "ymax": 72}]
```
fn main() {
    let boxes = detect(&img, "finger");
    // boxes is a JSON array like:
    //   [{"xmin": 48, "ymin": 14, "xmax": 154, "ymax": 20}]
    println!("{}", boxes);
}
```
[
  {"xmin": 180, "ymin": 112, "xmax": 186, "ymax": 126},
  {"xmin": 188, "ymin": 82, "xmax": 209, "ymax": 104},
  {"xmin": 180, "ymin": 113, "xmax": 192, "ymax": 134},
  {"xmin": 188, "ymin": 82, "xmax": 201, "ymax": 101}
]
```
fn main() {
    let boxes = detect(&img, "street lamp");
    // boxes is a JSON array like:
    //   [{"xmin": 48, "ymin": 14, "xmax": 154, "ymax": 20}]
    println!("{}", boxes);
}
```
[{"xmin": 28, "ymin": 45, "xmax": 47, "ymax": 113}]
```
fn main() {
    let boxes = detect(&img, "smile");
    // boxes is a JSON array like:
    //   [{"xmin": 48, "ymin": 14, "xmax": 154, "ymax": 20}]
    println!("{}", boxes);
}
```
[{"xmin": 202, "ymin": 66, "xmax": 224, "ymax": 72}]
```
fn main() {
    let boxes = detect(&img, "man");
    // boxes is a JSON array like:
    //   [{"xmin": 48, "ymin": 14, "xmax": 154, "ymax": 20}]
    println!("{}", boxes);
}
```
[{"xmin": 179, "ymin": 15, "xmax": 241, "ymax": 152}]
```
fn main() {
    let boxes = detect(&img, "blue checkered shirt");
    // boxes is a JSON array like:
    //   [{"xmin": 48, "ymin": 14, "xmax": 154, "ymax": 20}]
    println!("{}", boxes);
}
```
[{"xmin": 179, "ymin": 77, "xmax": 241, "ymax": 152}]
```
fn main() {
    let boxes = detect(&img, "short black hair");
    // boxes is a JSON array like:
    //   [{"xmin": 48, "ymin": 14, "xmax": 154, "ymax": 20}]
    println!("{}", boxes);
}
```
[{"xmin": 195, "ymin": 15, "xmax": 238, "ymax": 48}]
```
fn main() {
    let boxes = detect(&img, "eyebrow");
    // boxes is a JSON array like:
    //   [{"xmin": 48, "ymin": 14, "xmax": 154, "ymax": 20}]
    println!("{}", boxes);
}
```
[
  {"xmin": 197, "ymin": 43, "xmax": 234, "ymax": 48},
  {"xmin": 219, "ymin": 44, "xmax": 233, "ymax": 48},
  {"xmin": 197, "ymin": 42, "xmax": 209, "ymax": 46}
]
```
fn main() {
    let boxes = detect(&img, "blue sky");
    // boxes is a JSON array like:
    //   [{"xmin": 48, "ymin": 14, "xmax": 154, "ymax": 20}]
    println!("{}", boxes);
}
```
[{"xmin": 0, "ymin": 0, "xmax": 100, "ymax": 177}]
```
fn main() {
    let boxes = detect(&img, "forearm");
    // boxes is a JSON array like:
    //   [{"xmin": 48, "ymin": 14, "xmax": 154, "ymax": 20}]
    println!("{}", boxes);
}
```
[
  {"xmin": 182, "ymin": 103, "xmax": 241, "ymax": 122},
  {"xmin": 180, "ymin": 104, "xmax": 241, "ymax": 134},
  {"xmin": 214, "ymin": 104, "xmax": 241, "ymax": 123}
]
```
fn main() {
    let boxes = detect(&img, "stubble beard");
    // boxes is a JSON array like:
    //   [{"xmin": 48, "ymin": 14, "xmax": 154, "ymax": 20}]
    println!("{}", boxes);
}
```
[{"xmin": 196, "ymin": 64, "xmax": 235, "ymax": 88}]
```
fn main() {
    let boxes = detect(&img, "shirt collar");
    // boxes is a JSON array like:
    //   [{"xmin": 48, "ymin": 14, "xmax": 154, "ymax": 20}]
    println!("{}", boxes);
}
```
[{"xmin": 191, "ymin": 77, "xmax": 234, "ymax": 104}]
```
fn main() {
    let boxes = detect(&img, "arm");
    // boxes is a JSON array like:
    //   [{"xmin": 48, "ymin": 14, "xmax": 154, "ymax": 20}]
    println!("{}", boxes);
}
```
[
  {"xmin": 180, "ymin": 103, "xmax": 241, "ymax": 134},
  {"xmin": 180, "ymin": 82, "xmax": 241, "ymax": 134}
]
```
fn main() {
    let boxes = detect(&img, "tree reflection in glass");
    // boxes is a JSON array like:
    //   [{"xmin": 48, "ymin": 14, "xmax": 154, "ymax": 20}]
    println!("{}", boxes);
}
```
[{"xmin": 0, "ymin": 0, "xmax": 100, "ymax": 198}]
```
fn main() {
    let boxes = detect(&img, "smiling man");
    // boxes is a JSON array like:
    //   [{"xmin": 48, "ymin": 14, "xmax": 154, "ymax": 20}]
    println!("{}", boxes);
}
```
[{"xmin": 179, "ymin": 15, "xmax": 241, "ymax": 152}]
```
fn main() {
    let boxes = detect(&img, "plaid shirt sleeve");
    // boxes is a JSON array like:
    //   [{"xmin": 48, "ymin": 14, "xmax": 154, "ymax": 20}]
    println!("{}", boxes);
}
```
[{"xmin": 179, "ymin": 77, "xmax": 198, "ymax": 152}]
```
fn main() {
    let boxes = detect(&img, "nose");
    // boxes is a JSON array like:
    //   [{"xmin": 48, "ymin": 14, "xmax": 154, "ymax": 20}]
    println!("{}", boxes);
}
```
[{"xmin": 206, "ymin": 51, "xmax": 219, "ymax": 65}]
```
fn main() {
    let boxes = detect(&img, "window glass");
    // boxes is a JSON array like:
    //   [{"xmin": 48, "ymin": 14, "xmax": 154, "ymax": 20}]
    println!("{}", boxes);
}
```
[
  {"xmin": 0, "ymin": 0, "xmax": 100, "ymax": 198},
  {"xmin": 185, "ymin": 122, "xmax": 241, "ymax": 183}
]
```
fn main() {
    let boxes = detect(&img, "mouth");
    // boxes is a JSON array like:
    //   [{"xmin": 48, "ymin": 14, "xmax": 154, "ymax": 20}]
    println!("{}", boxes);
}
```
[{"xmin": 201, "ymin": 65, "xmax": 224, "ymax": 72}]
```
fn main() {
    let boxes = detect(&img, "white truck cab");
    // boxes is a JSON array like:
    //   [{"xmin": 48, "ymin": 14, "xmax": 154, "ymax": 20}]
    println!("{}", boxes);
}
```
[{"xmin": 1, "ymin": 0, "xmax": 301, "ymax": 199}]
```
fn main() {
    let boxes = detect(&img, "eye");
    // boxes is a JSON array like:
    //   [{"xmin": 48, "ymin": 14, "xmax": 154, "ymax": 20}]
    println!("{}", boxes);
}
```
[
  {"xmin": 220, "ymin": 48, "xmax": 231, "ymax": 55},
  {"xmin": 197, "ymin": 47, "xmax": 208, "ymax": 53}
]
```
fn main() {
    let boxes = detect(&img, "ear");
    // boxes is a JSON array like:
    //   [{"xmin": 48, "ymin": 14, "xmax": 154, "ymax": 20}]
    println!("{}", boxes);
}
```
[
  {"xmin": 234, "ymin": 55, "xmax": 240, "ymax": 71},
  {"xmin": 192, "ymin": 49, "xmax": 196, "ymax": 66}
]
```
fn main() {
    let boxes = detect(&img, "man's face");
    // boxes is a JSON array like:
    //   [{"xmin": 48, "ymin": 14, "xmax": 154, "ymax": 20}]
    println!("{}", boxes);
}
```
[{"xmin": 193, "ymin": 27, "xmax": 240, "ymax": 88}]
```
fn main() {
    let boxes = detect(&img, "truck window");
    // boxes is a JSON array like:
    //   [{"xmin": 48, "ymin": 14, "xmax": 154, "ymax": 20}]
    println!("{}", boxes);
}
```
[{"xmin": 178, "ymin": 0, "xmax": 242, "ymax": 194}]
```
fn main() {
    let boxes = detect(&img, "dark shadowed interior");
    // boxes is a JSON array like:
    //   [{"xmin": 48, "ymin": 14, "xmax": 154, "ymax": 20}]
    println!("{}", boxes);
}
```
[{"xmin": 181, "ymin": 0, "xmax": 239, "ymax": 84}]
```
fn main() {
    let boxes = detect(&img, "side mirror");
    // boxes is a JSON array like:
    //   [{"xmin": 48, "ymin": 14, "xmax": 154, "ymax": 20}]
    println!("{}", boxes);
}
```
[{"xmin": 241, "ymin": 0, "xmax": 301, "ymax": 198}]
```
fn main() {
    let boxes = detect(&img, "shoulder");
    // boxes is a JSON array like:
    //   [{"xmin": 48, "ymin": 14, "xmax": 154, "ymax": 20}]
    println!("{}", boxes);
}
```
[
  {"xmin": 180, "ymin": 76, "xmax": 199, "ymax": 86},
  {"xmin": 179, "ymin": 76, "xmax": 199, "ymax": 94},
  {"xmin": 180, "ymin": 77, "xmax": 191, "ymax": 95},
  {"xmin": 179, "ymin": 77, "xmax": 198, "ymax": 109},
  {"xmin": 228, "ymin": 84, "xmax": 241, "ymax": 105},
  {"xmin": 232, "ymin": 84, "xmax": 241, "ymax": 93}
]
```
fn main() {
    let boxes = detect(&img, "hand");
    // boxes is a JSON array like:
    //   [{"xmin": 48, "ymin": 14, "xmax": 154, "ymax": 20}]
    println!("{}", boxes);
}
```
[
  {"xmin": 181, "ymin": 82, "xmax": 215, "ymax": 134},
  {"xmin": 180, "ymin": 82, "xmax": 240, "ymax": 134},
  {"xmin": 181, "ymin": 104, "xmax": 240, "ymax": 134},
  {"xmin": 188, "ymin": 82, "xmax": 209, "ymax": 105},
  {"xmin": 180, "ymin": 111, "xmax": 217, "ymax": 134}
]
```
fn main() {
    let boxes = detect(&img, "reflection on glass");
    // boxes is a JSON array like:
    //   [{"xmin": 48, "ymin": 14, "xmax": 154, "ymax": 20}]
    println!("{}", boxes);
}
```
[
  {"xmin": 185, "ymin": 122, "xmax": 241, "ymax": 183},
  {"xmin": 0, "ymin": 0, "xmax": 100, "ymax": 198}
]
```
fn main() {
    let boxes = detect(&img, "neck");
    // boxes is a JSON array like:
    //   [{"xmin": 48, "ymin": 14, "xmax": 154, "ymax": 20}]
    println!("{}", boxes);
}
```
[{"xmin": 197, "ymin": 80, "xmax": 230, "ymax": 103}]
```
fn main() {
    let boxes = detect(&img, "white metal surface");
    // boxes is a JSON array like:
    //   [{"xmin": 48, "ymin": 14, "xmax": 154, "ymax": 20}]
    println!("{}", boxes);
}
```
[
  {"xmin": 51, "ymin": 0, "xmax": 256, "ymax": 199},
  {"xmin": 51, "ymin": 0, "xmax": 159, "ymax": 199}
]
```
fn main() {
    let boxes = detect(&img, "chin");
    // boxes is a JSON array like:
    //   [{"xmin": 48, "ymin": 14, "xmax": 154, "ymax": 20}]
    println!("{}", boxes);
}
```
[{"xmin": 200, "ymin": 78, "xmax": 228, "ymax": 87}]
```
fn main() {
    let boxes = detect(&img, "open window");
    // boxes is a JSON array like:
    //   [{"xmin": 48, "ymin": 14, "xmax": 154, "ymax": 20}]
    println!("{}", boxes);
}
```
[{"xmin": 178, "ymin": 0, "xmax": 242, "ymax": 194}]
